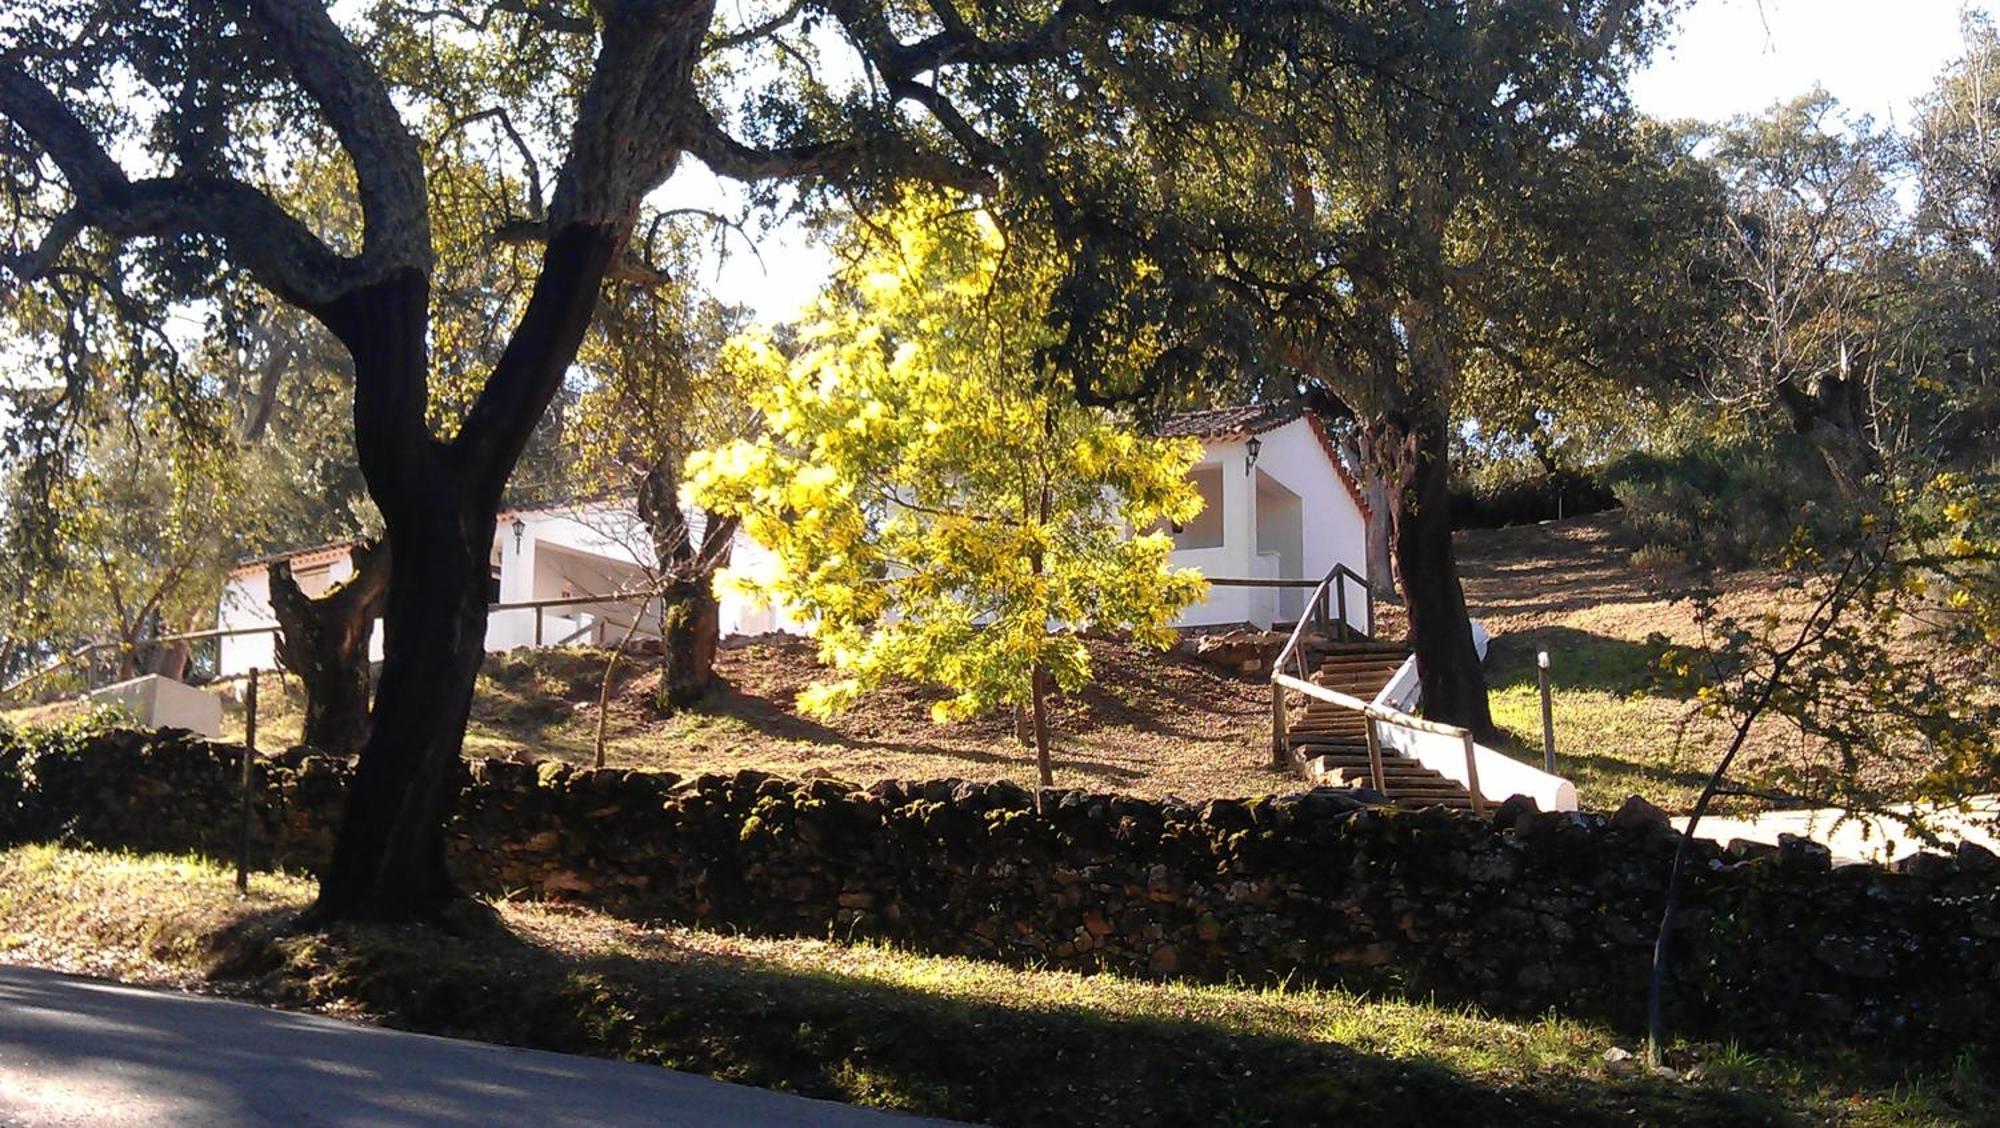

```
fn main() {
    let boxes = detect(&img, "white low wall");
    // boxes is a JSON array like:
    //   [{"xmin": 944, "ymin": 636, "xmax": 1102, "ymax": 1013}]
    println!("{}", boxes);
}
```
[{"xmin": 87, "ymin": 675, "xmax": 224, "ymax": 738}]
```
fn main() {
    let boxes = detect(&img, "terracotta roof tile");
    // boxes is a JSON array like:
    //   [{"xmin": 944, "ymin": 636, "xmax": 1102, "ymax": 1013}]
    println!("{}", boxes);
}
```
[{"xmin": 1152, "ymin": 401, "xmax": 1309, "ymax": 440}]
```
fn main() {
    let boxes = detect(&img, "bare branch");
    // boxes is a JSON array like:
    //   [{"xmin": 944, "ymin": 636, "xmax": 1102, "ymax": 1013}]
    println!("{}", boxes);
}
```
[
  {"xmin": 707, "ymin": 0, "xmax": 808, "ymax": 52},
  {"xmin": 438, "ymin": 106, "xmax": 546, "ymax": 221},
  {"xmin": 682, "ymin": 107, "xmax": 994, "ymax": 194},
  {"xmin": 1, "ymin": 203, "xmax": 87, "ymax": 286}
]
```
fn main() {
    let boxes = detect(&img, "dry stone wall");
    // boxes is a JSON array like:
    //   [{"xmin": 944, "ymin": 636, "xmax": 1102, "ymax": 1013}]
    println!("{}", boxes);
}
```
[{"xmin": 2, "ymin": 727, "xmax": 1995, "ymax": 1052}]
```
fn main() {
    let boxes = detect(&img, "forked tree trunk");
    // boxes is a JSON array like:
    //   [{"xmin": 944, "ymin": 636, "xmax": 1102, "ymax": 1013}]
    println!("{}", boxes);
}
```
[
  {"xmin": 1777, "ymin": 367, "xmax": 1879, "ymax": 501},
  {"xmin": 637, "ymin": 461, "xmax": 733, "ymax": 711},
  {"xmin": 269, "ymin": 541, "xmax": 390, "ymax": 758},
  {"xmin": 1372, "ymin": 406, "xmax": 1494, "ymax": 738},
  {"xmin": 143, "ymin": 640, "xmax": 191, "ymax": 681},
  {"xmin": 312, "ymin": 226, "xmax": 618, "ymax": 922}
]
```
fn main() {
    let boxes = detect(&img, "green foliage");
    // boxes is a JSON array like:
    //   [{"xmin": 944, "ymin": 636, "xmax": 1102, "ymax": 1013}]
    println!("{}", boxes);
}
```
[
  {"xmin": 1655, "ymin": 468, "xmax": 2000, "ymax": 813},
  {"xmin": 0, "ymin": 703, "xmax": 128, "ymax": 844},
  {"xmin": 1609, "ymin": 433, "xmax": 1852, "ymax": 570},
  {"xmin": 689, "ymin": 199, "xmax": 1207, "ymax": 727}
]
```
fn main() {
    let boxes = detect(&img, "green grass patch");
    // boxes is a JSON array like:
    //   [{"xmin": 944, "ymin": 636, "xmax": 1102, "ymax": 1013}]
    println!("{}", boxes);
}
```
[{"xmin": 1, "ymin": 845, "xmax": 1990, "ymax": 1125}]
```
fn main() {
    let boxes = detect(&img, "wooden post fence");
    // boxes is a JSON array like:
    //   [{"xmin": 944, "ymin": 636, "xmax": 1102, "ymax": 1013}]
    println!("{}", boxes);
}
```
[
  {"xmin": 237, "ymin": 667, "xmax": 258, "ymax": 895},
  {"xmin": 1537, "ymin": 650, "xmax": 1557, "ymax": 775}
]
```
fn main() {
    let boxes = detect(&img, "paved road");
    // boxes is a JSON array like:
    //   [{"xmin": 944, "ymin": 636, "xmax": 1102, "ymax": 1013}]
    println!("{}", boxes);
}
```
[{"xmin": 0, "ymin": 965, "xmax": 953, "ymax": 1126}]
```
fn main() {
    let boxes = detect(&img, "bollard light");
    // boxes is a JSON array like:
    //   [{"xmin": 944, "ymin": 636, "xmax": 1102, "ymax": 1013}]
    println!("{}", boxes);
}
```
[{"xmin": 1538, "ymin": 650, "xmax": 1549, "ymax": 670}]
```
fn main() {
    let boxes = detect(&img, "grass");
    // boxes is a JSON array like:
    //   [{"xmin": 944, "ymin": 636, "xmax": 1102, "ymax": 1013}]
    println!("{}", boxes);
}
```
[
  {"xmin": 0, "ymin": 845, "xmax": 1992, "ymax": 1125},
  {"xmin": 1455, "ymin": 514, "xmax": 1871, "ymax": 813}
]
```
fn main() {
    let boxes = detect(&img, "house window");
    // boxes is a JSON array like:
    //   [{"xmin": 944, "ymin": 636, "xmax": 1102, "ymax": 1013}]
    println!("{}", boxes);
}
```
[
  {"xmin": 1174, "ymin": 466, "xmax": 1225, "ymax": 550},
  {"xmin": 487, "ymin": 564, "xmax": 502, "ymax": 605}
]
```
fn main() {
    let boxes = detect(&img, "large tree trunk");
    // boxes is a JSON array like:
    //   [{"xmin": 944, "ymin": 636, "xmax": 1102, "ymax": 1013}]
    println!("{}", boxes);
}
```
[
  {"xmin": 1340, "ymin": 430, "xmax": 1398, "ymax": 598},
  {"xmin": 311, "ymin": 511, "xmax": 488, "ymax": 921},
  {"xmin": 311, "ymin": 226, "xmax": 618, "ymax": 922},
  {"xmin": 142, "ymin": 640, "xmax": 191, "ymax": 681},
  {"xmin": 268, "ymin": 541, "xmax": 390, "ymax": 758},
  {"xmin": 1372, "ymin": 406, "xmax": 1494, "ymax": 738},
  {"xmin": 1777, "ymin": 375, "xmax": 1878, "ymax": 501}
]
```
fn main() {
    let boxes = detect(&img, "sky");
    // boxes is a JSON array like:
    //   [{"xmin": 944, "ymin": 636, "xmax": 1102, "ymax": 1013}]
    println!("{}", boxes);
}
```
[{"xmin": 687, "ymin": 0, "xmax": 1990, "ymax": 324}]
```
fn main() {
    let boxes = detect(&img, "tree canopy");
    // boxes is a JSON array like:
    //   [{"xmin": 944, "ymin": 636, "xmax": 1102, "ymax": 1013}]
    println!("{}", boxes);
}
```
[{"xmin": 688, "ymin": 199, "xmax": 1206, "ymax": 784}]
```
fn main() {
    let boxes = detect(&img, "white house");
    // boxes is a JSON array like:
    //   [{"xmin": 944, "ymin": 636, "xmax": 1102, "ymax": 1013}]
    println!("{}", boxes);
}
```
[
  {"xmin": 216, "ymin": 401, "xmax": 1372, "ymax": 677},
  {"xmin": 1155, "ymin": 402, "xmax": 1372, "ymax": 633}
]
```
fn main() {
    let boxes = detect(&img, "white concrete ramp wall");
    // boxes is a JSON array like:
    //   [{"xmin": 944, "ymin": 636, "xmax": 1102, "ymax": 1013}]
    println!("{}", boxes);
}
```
[{"xmin": 1372, "ymin": 619, "xmax": 1576, "ymax": 813}]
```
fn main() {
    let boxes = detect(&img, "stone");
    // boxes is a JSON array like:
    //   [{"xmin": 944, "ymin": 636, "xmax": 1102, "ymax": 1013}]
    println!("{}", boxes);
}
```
[
  {"xmin": 9, "ymin": 724, "xmax": 1999, "ymax": 1056},
  {"xmin": 1609, "ymin": 794, "xmax": 1670, "ymax": 832},
  {"xmin": 1491, "ymin": 793, "xmax": 1540, "ymax": 830},
  {"xmin": 1189, "ymin": 629, "xmax": 1290, "ymax": 673},
  {"xmin": 1725, "ymin": 838, "xmax": 1779, "ymax": 862},
  {"xmin": 1955, "ymin": 840, "xmax": 1999, "ymax": 874},
  {"xmin": 1601, "ymin": 1047, "xmax": 1638, "ymax": 1077},
  {"xmin": 1776, "ymin": 833, "xmax": 1833, "ymax": 873}
]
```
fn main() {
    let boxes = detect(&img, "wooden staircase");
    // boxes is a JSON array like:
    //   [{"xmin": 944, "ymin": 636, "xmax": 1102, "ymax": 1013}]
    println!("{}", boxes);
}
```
[{"xmin": 1283, "ymin": 643, "xmax": 1476, "ymax": 811}]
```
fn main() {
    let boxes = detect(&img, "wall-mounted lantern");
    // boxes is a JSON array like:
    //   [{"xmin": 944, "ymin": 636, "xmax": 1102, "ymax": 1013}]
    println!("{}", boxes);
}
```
[
  {"xmin": 1244, "ymin": 435, "xmax": 1263, "ymax": 476},
  {"xmin": 511, "ymin": 516, "xmax": 527, "ymax": 554}
]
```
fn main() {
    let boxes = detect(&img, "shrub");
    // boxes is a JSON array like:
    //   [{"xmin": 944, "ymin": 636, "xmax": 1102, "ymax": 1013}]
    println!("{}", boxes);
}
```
[
  {"xmin": 1450, "ymin": 468, "xmax": 1620, "ymax": 529},
  {"xmin": 1606, "ymin": 437, "xmax": 1848, "ymax": 569},
  {"xmin": 0, "ymin": 704, "xmax": 134, "ymax": 846}
]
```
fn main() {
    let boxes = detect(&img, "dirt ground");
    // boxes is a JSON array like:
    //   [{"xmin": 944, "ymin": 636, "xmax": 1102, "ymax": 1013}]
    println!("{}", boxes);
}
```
[
  {"xmin": 16, "ymin": 510, "xmax": 1942, "ymax": 813},
  {"xmin": 182, "ymin": 633, "xmax": 1295, "ymax": 800}
]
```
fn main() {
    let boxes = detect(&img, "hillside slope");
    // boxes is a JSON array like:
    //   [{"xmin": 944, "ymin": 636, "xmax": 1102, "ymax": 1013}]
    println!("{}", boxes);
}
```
[{"xmin": 215, "ymin": 634, "xmax": 1295, "ymax": 801}]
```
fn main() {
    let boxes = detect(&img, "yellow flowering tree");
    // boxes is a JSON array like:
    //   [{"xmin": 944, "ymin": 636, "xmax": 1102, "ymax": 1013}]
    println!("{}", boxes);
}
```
[{"xmin": 688, "ymin": 200, "xmax": 1207, "ymax": 786}]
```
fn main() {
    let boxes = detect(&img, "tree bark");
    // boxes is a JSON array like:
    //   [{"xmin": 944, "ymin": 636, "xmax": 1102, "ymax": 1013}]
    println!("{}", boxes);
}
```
[
  {"xmin": 268, "ymin": 541, "xmax": 390, "ymax": 758},
  {"xmin": 1374, "ymin": 406, "xmax": 1494, "ymax": 738},
  {"xmin": 311, "ymin": 225, "xmax": 618, "ymax": 922},
  {"xmin": 655, "ymin": 577, "xmax": 721, "ymax": 710},
  {"xmin": 311, "ymin": 510, "xmax": 488, "ymax": 921},
  {"xmin": 637, "ymin": 459, "xmax": 733, "ymax": 711},
  {"xmin": 142, "ymin": 640, "xmax": 191, "ymax": 681},
  {"xmin": 1344, "ymin": 429, "xmax": 1398, "ymax": 599},
  {"xmin": 1775, "ymin": 366, "xmax": 1879, "ymax": 501}
]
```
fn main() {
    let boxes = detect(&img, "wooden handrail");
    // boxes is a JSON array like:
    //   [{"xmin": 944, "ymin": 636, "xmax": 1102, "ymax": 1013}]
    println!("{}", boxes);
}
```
[
  {"xmin": 1273, "ymin": 672, "xmax": 1487, "ymax": 813},
  {"xmin": 1268, "ymin": 560, "xmax": 1374, "ymax": 767},
  {"xmin": 3, "ymin": 586, "xmax": 666, "ymax": 700},
  {"xmin": 488, "ymin": 587, "xmax": 657, "ymax": 613},
  {"xmin": 1202, "ymin": 577, "xmax": 1324, "ymax": 588}
]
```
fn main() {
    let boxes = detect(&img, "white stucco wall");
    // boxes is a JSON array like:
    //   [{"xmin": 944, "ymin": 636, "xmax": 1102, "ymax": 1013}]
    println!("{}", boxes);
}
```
[
  {"xmin": 1171, "ymin": 442, "xmax": 1263, "ymax": 628},
  {"xmin": 215, "ymin": 420, "xmax": 1370, "ymax": 673},
  {"xmin": 218, "ymin": 571, "xmax": 277, "ymax": 676},
  {"xmin": 1169, "ymin": 420, "xmax": 1370, "ymax": 633}
]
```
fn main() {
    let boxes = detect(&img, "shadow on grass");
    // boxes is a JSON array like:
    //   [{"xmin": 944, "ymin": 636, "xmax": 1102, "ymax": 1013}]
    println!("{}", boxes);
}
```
[
  {"xmin": 1485, "ymin": 627, "xmax": 1680, "ymax": 698},
  {"xmin": 198, "ymin": 909, "xmax": 1783, "ymax": 1128},
  {"xmin": 1486, "ymin": 728, "xmax": 1718, "ymax": 807}
]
